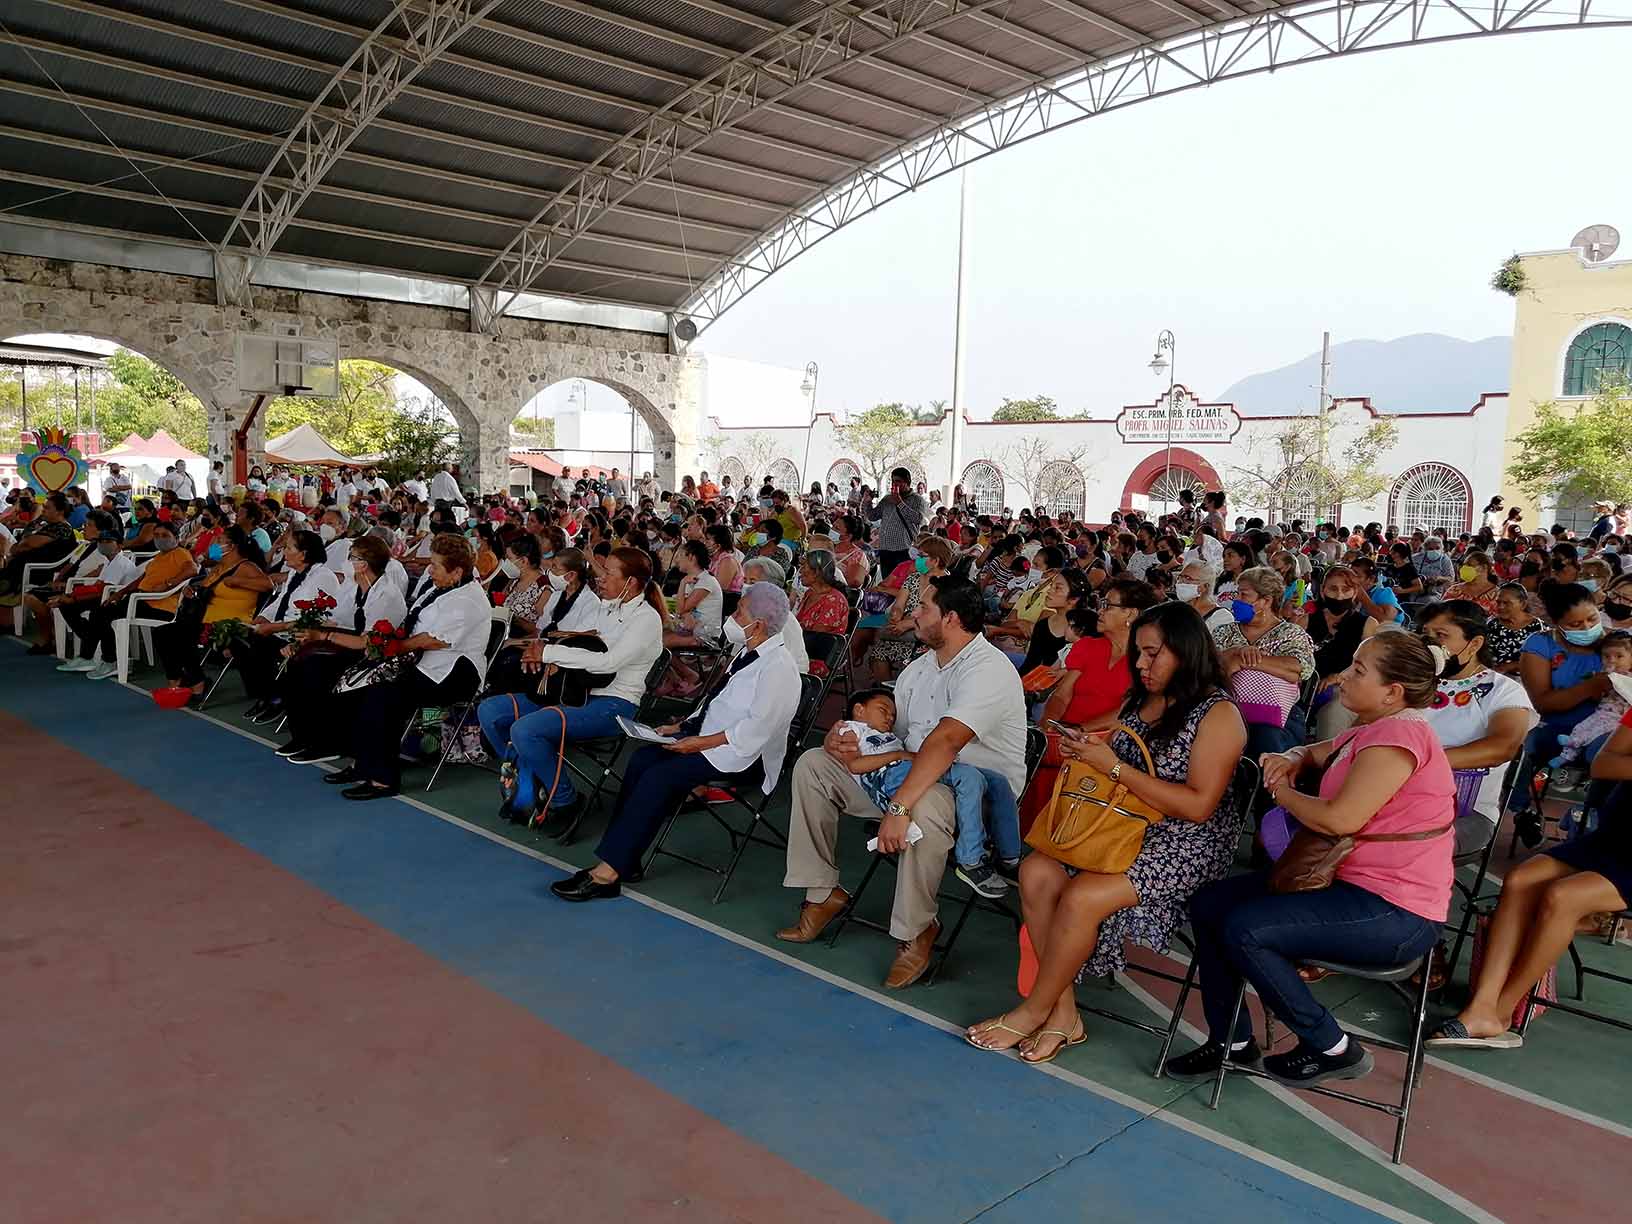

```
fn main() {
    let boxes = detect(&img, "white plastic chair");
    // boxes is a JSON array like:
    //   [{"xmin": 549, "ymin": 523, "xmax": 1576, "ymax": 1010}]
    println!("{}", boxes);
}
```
[
  {"xmin": 13, "ymin": 544, "xmax": 90, "ymax": 635},
  {"xmin": 52, "ymin": 575, "xmax": 106, "ymax": 660},
  {"xmin": 112, "ymin": 581, "xmax": 191, "ymax": 683}
]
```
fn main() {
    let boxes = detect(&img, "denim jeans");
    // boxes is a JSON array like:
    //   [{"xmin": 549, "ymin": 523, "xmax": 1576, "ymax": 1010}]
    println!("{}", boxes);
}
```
[
  {"xmin": 477, "ymin": 692, "xmax": 636, "ymax": 809},
  {"xmin": 1187, "ymin": 872, "xmax": 1439, "ymax": 1051},
  {"xmin": 867, "ymin": 759, "xmax": 1019, "ymax": 867}
]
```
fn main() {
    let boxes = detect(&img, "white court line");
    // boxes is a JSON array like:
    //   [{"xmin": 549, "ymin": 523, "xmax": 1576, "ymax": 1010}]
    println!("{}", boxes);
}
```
[{"xmin": 127, "ymin": 688, "xmax": 1464, "ymax": 1224}]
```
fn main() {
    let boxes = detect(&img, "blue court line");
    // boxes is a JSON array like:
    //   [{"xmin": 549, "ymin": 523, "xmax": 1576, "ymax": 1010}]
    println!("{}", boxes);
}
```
[{"xmin": 2, "ymin": 662, "xmax": 1403, "ymax": 1224}]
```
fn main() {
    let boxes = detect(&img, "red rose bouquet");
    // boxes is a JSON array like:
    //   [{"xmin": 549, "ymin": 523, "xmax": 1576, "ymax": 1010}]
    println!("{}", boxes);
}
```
[{"xmin": 365, "ymin": 618, "xmax": 409, "ymax": 662}]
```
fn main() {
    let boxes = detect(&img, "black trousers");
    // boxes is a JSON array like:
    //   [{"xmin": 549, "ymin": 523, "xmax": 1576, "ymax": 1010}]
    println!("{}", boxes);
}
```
[
  {"xmin": 61, "ymin": 600, "xmax": 172, "ymax": 662},
  {"xmin": 225, "ymin": 632, "xmax": 287, "ymax": 700},
  {"xmin": 152, "ymin": 600, "xmax": 208, "ymax": 684},
  {"xmin": 339, "ymin": 657, "xmax": 479, "ymax": 788},
  {"xmin": 877, "ymin": 549, "xmax": 908, "ymax": 578},
  {"xmin": 594, "ymin": 745, "xmax": 759, "ymax": 877},
  {"xmin": 280, "ymin": 648, "xmax": 358, "ymax": 749}
]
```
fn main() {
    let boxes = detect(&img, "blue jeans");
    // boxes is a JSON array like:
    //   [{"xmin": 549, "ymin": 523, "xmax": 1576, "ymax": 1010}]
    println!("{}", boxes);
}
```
[
  {"xmin": 477, "ymin": 693, "xmax": 637, "ymax": 809},
  {"xmin": 1187, "ymin": 872, "xmax": 1439, "ymax": 1051},
  {"xmin": 868, "ymin": 760, "xmax": 1021, "ymax": 867}
]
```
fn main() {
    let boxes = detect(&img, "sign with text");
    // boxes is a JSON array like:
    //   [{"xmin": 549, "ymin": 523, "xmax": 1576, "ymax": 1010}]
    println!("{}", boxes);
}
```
[{"xmin": 1115, "ymin": 392, "xmax": 1241, "ymax": 445}]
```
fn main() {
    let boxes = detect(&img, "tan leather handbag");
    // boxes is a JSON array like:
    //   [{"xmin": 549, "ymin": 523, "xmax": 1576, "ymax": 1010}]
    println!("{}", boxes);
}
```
[{"xmin": 1025, "ymin": 723, "xmax": 1164, "ymax": 873}]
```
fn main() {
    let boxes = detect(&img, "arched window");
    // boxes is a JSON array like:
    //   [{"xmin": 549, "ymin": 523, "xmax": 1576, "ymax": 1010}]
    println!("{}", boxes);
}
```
[
  {"xmin": 1387, "ymin": 462, "xmax": 1471, "ymax": 537},
  {"xmin": 1145, "ymin": 465, "xmax": 1207, "ymax": 510},
  {"xmin": 826, "ymin": 459, "xmax": 860, "ymax": 488},
  {"xmin": 1037, "ymin": 460, "xmax": 1086, "ymax": 517},
  {"xmin": 1563, "ymin": 323, "xmax": 1632, "ymax": 396},
  {"xmin": 960, "ymin": 460, "xmax": 1005, "ymax": 514},
  {"xmin": 1269, "ymin": 461, "xmax": 1338, "ymax": 527},
  {"xmin": 717, "ymin": 456, "xmax": 746, "ymax": 488},
  {"xmin": 766, "ymin": 458, "xmax": 799, "ymax": 490}
]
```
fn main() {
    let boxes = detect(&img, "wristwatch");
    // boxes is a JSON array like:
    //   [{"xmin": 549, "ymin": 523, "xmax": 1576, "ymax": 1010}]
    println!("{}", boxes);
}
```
[
  {"xmin": 1109, "ymin": 762, "xmax": 1123, "ymax": 783},
  {"xmin": 886, "ymin": 800, "xmax": 910, "ymax": 819}
]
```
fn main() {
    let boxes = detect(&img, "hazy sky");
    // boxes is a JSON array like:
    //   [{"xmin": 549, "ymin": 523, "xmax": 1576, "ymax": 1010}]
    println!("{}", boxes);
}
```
[{"xmin": 697, "ymin": 26, "xmax": 1632, "ymax": 421}]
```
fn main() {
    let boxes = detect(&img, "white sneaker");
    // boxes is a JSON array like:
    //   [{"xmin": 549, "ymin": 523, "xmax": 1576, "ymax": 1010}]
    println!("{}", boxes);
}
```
[
  {"xmin": 57, "ymin": 658, "xmax": 96, "ymax": 672},
  {"xmin": 86, "ymin": 662, "xmax": 119, "ymax": 681}
]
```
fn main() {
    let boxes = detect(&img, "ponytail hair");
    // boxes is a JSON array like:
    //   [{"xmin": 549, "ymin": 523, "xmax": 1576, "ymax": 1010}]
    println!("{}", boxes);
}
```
[{"xmin": 610, "ymin": 545, "xmax": 665, "ymax": 617}]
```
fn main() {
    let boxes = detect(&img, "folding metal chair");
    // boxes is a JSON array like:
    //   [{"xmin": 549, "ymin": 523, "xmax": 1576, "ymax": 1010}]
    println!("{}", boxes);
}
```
[
  {"xmin": 1519, "ymin": 908, "xmax": 1632, "ymax": 1035},
  {"xmin": 1440, "ymin": 767, "xmax": 1501, "ymax": 986},
  {"xmin": 824, "ymin": 727, "xmax": 1050, "ymax": 985},
  {"xmin": 553, "ymin": 649, "xmax": 675, "ymax": 845},
  {"xmin": 423, "ymin": 607, "xmax": 514, "ymax": 792},
  {"xmin": 641, "ymin": 673, "xmax": 825, "ymax": 903},
  {"xmin": 798, "ymin": 629, "xmax": 851, "ymax": 741}
]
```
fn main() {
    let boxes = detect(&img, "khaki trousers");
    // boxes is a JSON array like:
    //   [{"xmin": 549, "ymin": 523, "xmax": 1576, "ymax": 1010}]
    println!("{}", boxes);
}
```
[{"xmin": 783, "ymin": 746, "xmax": 956, "ymax": 941}]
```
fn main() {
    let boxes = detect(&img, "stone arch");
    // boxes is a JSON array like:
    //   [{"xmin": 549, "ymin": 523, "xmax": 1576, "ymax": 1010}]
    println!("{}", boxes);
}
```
[
  {"xmin": 1119, "ymin": 447, "xmax": 1222, "ymax": 511},
  {"xmin": 502, "ymin": 370, "xmax": 681, "ymax": 495}
]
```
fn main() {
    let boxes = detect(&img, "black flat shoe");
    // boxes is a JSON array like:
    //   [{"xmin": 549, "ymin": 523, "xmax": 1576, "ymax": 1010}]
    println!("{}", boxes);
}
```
[
  {"xmin": 249, "ymin": 703, "xmax": 284, "ymax": 725},
  {"xmin": 549, "ymin": 871, "xmax": 620, "ymax": 902},
  {"xmin": 323, "ymin": 765, "xmax": 361, "ymax": 785},
  {"xmin": 1163, "ymin": 1039, "xmax": 1263, "ymax": 1083},
  {"xmin": 244, "ymin": 700, "xmax": 269, "ymax": 720},
  {"xmin": 341, "ymin": 783, "xmax": 399, "ymax": 801}
]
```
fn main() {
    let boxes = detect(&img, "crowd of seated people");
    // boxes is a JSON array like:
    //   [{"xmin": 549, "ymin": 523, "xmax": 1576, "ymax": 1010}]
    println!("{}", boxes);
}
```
[{"xmin": 9, "ymin": 463, "xmax": 1628, "ymax": 1079}]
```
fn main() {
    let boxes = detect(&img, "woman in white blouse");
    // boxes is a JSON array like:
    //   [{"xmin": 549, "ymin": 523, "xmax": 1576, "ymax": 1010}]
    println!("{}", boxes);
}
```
[
  {"xmin": 324, "ymin": 534, "xmax": 494, "ymax": 800},
  {"xmin": 552, "ymin": 583, "xmax": 801, "ymax": 902},
  {"xmin": 1418, "ymin": 600, "xmax": 1538, "ymax": 853},
  {"xmin": 273, "ymin": 535, "xmax": 410, "ymax": 764},
  {"xmin": 479, "ymin": 546, "xmax": 665, "ymax": 828},
  {"xmin": 233, "ymin": 530, "xmax": 344, "ymax": 724}
]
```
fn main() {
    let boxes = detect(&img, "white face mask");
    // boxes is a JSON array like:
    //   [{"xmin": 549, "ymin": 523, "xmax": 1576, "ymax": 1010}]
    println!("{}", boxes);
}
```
[
  {"xmin": 498, "ymin": 559, "xmax": 520, "ymax": 579},
  {"xmin": 723, "ymin": 615, "xmax": 748, "ymax": 645},
  {"xmin": 1175, "ymin": 582, "xmax": 1200, "ymax": 601},
  {"xmin": 546, "ymin": 571, "xmax": 567, "ymax": 591},
  {"xmin": 319, "ymin": 523, "xmax": 337, "ymax": 543}
]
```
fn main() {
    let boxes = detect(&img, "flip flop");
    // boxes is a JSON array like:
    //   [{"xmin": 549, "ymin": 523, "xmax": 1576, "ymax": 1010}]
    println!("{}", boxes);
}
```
[
  {"xmin": 964, "ymin": 1014, "xmax": 1034, "ymax": 1053},
  {"xmin": 1424, "ymin": 1019, "xmax": 1523, "ymax": 1050},
  {"xmin": 1019, "ymin": 1025, "xmax": 1087, "ymax": 1065}
]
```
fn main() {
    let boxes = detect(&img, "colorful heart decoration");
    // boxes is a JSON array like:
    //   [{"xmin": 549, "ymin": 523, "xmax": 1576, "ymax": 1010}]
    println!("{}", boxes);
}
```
[{"xmin": 15, "ymin": 426, "xmax": 87, "ymax": 495}]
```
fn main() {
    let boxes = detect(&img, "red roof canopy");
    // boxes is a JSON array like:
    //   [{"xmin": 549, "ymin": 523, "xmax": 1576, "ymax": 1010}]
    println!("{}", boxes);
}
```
[{"xmin": 509, "ymin": 453, "xmax": 611, "ymax": 479}]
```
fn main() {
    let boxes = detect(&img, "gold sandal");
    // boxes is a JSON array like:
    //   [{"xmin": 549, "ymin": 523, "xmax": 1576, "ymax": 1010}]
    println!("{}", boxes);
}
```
[
  {"xmin": 964, "ymin": 1013, "xmax": 1035, "ymax": 1053},
  {"xmin": 1020, "ymin": 1025, "xmax": 1087, "ymax": 1065}
]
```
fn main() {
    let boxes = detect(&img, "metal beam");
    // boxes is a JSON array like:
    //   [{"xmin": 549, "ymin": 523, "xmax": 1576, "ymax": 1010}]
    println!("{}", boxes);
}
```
[
  {"xmin": 215, "ymin": 0, "xmax": 505, "ymax": 305},
  {"xmin": 680, "ymin": 0, "xmax": 1632, "ymax": 328},
  {"xmin": 475, "ymin": 0, "xmax": 1024, "ymax": 317}
]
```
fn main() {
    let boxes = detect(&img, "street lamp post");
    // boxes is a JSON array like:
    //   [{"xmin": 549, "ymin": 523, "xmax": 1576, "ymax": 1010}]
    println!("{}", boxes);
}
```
[
  {"xmin": 1148, "ymin": 330, "xmax": 1177, "ymax": 514},
  {"xmin": 800, "ymin": 361, "xmax": 819, "ymax": 498}
]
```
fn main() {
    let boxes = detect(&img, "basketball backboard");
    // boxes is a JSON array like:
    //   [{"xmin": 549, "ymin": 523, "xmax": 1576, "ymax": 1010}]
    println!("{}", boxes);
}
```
[{"xmin": 235, "ymin": 333, "xmax": 340, "ymax": 398}]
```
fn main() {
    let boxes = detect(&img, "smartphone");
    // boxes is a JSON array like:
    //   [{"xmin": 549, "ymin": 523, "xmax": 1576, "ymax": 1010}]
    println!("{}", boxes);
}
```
[{"xmin": 1044, "ymin": 720, "xmax": 1080, "ymax": 737}]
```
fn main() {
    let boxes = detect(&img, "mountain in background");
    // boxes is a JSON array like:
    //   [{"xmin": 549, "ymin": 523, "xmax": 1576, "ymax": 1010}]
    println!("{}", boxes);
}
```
[{"xmin": 1214, "ymin": 333, "xmax": 1511, "ymax": 415}]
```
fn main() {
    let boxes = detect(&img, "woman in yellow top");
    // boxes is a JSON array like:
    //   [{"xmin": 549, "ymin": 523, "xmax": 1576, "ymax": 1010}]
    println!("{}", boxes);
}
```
[
  {"xmin": 61, "ymin": 519, "xmax": 198, "ymax": 680},
  {"xmin": 154, "ymin": 526, "xmax": 272, "ymax": 699}
]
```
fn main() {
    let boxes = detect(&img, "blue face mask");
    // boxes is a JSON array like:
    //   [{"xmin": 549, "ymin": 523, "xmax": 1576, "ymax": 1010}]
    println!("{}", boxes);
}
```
[
  {"xmin": 1230, "ymin": 598, "xmax": 1256, "ymax": 623},
  {"xmin": 206, "ymin": 542, "xmax": 224, "ymax": 561},
  {"xmin": 1581, "ymin": 578, "xmax": 1599, "ymax": 593},
  {"xmin": 914, "ymin": 556, "xmax": 930, "ymax": 574},
  {"xmin": 1564, "ymin": 624, "xmax": 1605, "ymax": 646}
]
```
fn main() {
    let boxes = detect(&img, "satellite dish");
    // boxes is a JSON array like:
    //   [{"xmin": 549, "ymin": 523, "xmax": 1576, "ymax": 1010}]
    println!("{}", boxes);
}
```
[
  {"xmin": 1570, "ymin": 224, "xmax": 1620, "ymax": 263},
  {"xmin": 672, "ymin": 316, "xmax": 698, "ymax": 342}
]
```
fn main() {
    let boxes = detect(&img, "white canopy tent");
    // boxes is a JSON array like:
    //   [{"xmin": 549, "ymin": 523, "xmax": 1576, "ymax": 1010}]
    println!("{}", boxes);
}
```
[{"xmin": 264, "ymin": 423, "xmax": 360, "ymax": 468}]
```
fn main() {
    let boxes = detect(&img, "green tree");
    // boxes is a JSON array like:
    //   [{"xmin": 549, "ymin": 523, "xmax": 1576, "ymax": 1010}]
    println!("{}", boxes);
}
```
[
  {"xmin": 86, "ymin": 350, "xmax": 209, "ymax": 453},
  {"xmin": 991, "ymin": 394, "xmax": 1059, "ymax": 423},
  {"xmin": 265, "ymin": 360, "xmax": 402, "ymax": 456},
  {"xmin": 1225, "ymin": 416, "xmax": 1399, "ymax": 520},
  {"xmin": 1507, "ymin": 378, "xmax": 1632, "ymax": 502},
  {"xmin": 377, "ymin": 397, "xmax": 458, "ymax": 485},
  {"xmin": 835, "ymin": 402, "xmax": 936, "ymax": 488},
  {"xmin": 511, "ymin": 414, "xmax": 556, "ymax": 447}
]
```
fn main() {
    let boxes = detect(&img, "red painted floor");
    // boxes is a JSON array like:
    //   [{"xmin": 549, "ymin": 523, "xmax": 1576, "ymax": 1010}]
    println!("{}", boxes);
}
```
[{"xmin": 2, "ymin": 722, "xmax": 880, "ymax": 1224}]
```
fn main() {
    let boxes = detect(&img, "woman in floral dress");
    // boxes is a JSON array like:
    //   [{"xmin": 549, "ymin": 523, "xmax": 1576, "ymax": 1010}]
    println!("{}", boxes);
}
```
[{"xmin": 967, "ymin": 602, "xmax": 1248, "ymax": 1063}]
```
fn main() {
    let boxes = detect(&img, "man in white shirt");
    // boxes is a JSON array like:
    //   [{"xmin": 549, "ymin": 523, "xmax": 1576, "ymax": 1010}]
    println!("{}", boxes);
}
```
[
  {"xmin": 402, "ymin": 472, "xmax": 429, "ymax": 502},
  {"xmin": 551, "ymin": 583, "xmax": 801, "ymax": 902},
  {"xmin": 428, "ymin": 462, "xmax": 462, "ymax": 505},
  {"xmin": 208, "ymin": 461, "xmax": 225, "ymax": 497},
  {"xmin": 173, "ymin": 465, "xmax": 196, "ymax": 500},
  {"xmin": 103, "ymin": 463, "xmax": 133, "ymax": 510},
  {"xmin": 779, "ymin": 575, "xmax": 1026, "ymax": 989}
]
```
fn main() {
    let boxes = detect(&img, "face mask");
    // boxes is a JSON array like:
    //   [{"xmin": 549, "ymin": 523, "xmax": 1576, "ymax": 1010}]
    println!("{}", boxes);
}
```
[
  {"xmin": 1321, "ymin": 596, "xmax": 1354, "ymax": 615},
  {"xmin": 1230, "ymin": 599, "xmax": 1256, "ymax": 624},
  {"xmin": 1423, "ymin": 549, "xmax": 1442, "ymax": 560},
  {"xmin": 1316, "ymin": 531, "xmax": 1328, "ymax": 541},
  {"xmin": 319, "ymin": 523, "xmax": 337, "ymax": 543},
  {"xmin": 1458, "ymin": 564, "xmax": 1479, "ymax": 582},
  {"xmin": 154, "ymin": 537, "xmax": 177, "ymax": 553},
  {"xmin": 206, "ymin": 542, "xmax": 225, "ymax": 561},
  {"xmin": 1581, "ymin": 578, "xmax": 1600, "ymax": 592},
  {"xmin": 723, "ymin": 616, "xmax": 748, "ymax": 645},
  {"xmin": 499, "ymin": 559, "xmax": 521, "ymax": 579},
  {"xmin": 97, "ymin": 541, "xmax": 119, "ymax": 557},
  {"xmin": 547, "ymin": 572, "xmax": 567, "ymax": 591},
  {"xmin": 750, "ymin": 533, "xmax": 765, "ymax": 547},
  {"xmin": 914, "ymin": 556, "xmax": 930, "ymax": 574},
  {"xmin": 1564, "ymin": 624, "xmax": 1605, "ymax": 646},
  {"xmin": 1175, "ymin": 582, "xmax": 1200, "ymax": 601},
  {"xmin": 1605, "ymin": 600, "xmax": 1632, "ymax": 621}
]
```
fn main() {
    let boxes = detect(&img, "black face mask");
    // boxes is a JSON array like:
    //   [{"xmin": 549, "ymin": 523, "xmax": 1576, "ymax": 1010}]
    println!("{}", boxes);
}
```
[
  {"xmin": 1321, "ymin": 596, "xmax": 1355, "ymax": 615},
  {"xmin": 1606, "ymin": 600, "xmax": 1632, "ymax": 621}
]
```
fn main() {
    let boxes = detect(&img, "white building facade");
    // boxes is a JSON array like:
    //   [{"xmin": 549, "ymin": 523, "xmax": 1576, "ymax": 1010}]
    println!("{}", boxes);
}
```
[{"xmin": 700, "ymin": 386, "xmax": 1511, "ymax": 536}]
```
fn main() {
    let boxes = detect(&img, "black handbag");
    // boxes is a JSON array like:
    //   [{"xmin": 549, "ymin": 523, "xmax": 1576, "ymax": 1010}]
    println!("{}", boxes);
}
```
[{"xmin": 537, "ymin": 632, "xmax": 615, "ymax": 707}]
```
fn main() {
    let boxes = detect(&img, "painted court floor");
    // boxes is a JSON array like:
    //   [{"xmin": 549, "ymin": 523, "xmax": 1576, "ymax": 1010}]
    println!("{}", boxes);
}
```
[{"xmin": 4, "ymin": 648, "xmax": 1630, "ymax": 1224}]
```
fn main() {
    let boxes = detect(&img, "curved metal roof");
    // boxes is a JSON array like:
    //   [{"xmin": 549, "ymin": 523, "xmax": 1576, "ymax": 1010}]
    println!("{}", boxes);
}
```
[{"xmin": 0, "ymin": 1, "xmax": 1620, "ymax": 330}]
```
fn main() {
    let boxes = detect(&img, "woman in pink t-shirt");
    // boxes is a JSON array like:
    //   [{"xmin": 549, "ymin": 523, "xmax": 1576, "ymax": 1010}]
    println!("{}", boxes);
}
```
[{"xmin": 1164, "ymin": 633, "xmax": 1455, "ymax": 1090}]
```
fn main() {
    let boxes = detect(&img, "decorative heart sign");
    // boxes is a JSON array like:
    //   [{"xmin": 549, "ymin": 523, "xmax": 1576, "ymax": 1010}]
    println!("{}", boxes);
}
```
[{"xmin": 15, "ymin": 426, "xmax": 87, "ymax": 495}]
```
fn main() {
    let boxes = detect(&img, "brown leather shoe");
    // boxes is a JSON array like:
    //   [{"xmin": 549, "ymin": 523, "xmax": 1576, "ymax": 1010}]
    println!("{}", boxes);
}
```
[
  {"xmin": 775, "ymin": 887, "xmax": 851, "ymax": 943},
  {"xmin": 883, "ymin": 919, "xmax": 940, "ymax": 989}
]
